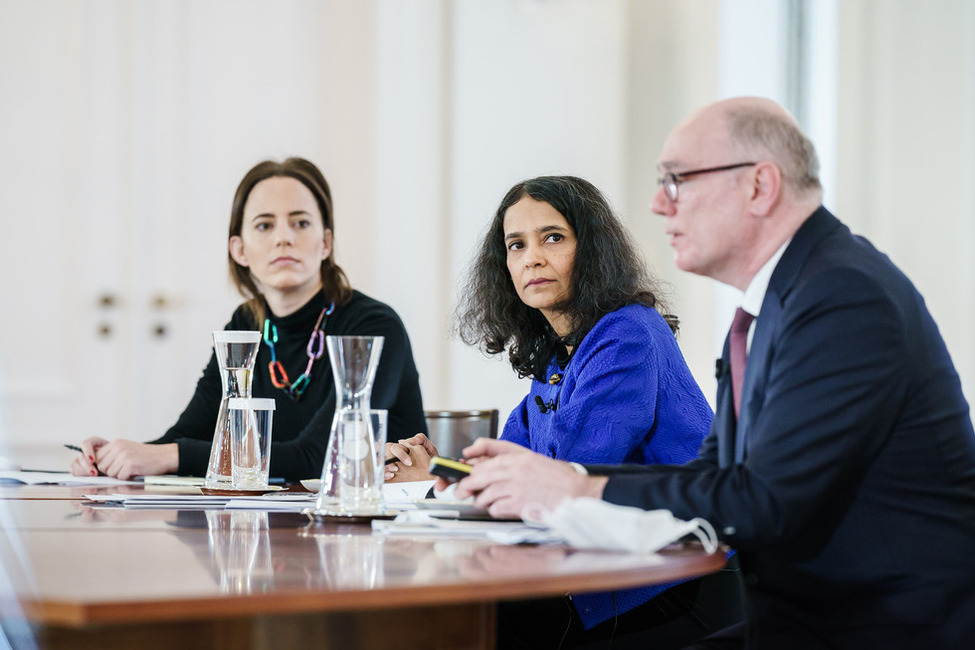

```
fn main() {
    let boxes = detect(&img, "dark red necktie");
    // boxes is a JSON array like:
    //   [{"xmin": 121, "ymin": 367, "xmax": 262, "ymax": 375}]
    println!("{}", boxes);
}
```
[{"xmin": 730, "ymin": 307, "xmax": 755, "ymax": 418}]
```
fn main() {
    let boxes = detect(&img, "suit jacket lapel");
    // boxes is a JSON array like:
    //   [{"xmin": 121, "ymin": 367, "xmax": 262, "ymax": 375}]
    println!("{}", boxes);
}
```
[
  {"xmin": 715, "ymin": 339, "xmax": 736, "ymax": 468},
  {"xmin": 732, "ymin": 206, "xmax": 842, "ymax": 464},
  {"xmin": 736, "ymin": 293, "xmax": 780, "ymax": 463}
]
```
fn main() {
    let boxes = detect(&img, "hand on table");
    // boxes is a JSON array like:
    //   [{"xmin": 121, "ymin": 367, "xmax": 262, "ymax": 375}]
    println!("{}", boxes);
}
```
[
  {"xmin": 452, "ymin": 438, "xmax": 609, "ymax": 519},
  {"xmin": 71, "ymin": 439, "xmax": 179, "ymax": 480},
  {"xmin": 69, "ymin": 436, "xmax": 109, "ymax": 476},
  {"xmin": 385, "ymin": 434, "xmax": 437, "ymax": 483}
]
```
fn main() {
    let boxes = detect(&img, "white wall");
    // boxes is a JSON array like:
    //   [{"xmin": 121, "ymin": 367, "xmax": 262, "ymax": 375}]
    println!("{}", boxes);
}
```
[
  {"xmin": 622, "ymin": 0, "xmax": 722, "ymax": 398},
  {"xmin": 443, "ymin": 0, "xmax": 631, "ymax": 414},
  {"xmin": 1, "ymin": 0, "xmax": 973, "ymax": 467},
  {"xmin": 835, "ymin": 0, "xmax": 975, "ymax": 401}
]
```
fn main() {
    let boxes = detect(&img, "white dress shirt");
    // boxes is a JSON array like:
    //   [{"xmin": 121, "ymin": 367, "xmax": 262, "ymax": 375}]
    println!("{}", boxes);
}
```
[{"xmin": 739, "ymin": 239, "xmax": 791, "ymax": 352}]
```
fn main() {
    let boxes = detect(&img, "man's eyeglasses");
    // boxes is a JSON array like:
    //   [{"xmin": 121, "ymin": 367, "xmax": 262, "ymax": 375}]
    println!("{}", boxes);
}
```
[{"xmin": 658, "ymin": 162, "xmax": 757, "ymax": 203}]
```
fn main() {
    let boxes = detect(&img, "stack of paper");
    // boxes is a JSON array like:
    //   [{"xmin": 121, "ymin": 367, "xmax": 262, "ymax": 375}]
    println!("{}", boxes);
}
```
[
  {"xmin": 226, "ymin": 494, "xmax": 317, "ymax": 510},
  {"xmin": 0, "ymin": 470, "xmax": 140, "ymax": 486},
  {"xmin": 83, "ymin": 492, "xmax": 315, "ymax": 510},
  {"xmin": 84, "ymin": 493, "xmax": 232, "ymax": 508},
  {"xmin": 77, "ymin": 479, "xmax": 437, "ymax": 512},
  {"xmin": 372, "ymin": 510, "xmax": 554, "ymax": 543},
  {"xmin": 143, "ymin": 475, "xmax": 207, "ymax": 487}
]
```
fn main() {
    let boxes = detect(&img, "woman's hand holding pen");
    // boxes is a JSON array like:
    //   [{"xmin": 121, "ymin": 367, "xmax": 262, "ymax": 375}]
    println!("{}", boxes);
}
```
[
  {"xmin": 68, "ymin": 436, "xmax": 109, "ymax": 477},
  {"xmin": 68, "ymin": 437, "xmax": 179, "ymax": 480},
  {"xmin": 94, "ymin": 441, "xmax": 179, "ymax": 480},
  {"xmin": 385, "ymin": 433, "xmax": 438, "ymax": 482}
]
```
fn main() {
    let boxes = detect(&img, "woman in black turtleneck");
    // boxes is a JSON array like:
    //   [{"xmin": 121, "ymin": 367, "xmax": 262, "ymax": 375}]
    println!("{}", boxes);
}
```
[{"xmin": 70, "ymin": 157, "xmax": 426, "ymax": 481}]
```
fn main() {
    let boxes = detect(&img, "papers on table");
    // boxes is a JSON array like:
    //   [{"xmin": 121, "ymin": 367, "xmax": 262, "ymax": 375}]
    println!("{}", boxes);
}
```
[
  {"xmin": 83, "ymin": 492, "xmax": 317, "ymax": 510},
  {"xmin": 226, "ymin": 494, "xmax": 317, "ymax": 510},
  {"xmin": 383, "ymin": 480, "xmax": 435, "ymax": 509},
  {"xmin": 78, "ymin": 480, "xmax": 436, "ymax": 513},
  {"xmin": 372, "ymin": 510, "xmax": 560, "ymax": 544},
  {"xmin": 295, "ymin": 480, "xmax": 433, "ymax": 509},
  {"xmin": 0, "ymin": 470, "xmax": 141, "ymax": 486},
  {"xmin": 0, "ymin": 471, "xmax": 206, "ymax": 488},
  {"xmin": 143, "ymin": 475, "xmax": 207, "ymax": 487},
  {"xmin": 84, "ymin": 493, "xmax": 230, "ymax": 508},
  {"xmin": 222, "ymin": 481, "xmax": 435, "ymax": 512}
]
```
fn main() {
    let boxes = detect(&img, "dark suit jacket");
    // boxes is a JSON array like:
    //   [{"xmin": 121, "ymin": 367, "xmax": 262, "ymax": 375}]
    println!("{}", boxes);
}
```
[{"xmin": 597, "ymin": 207, "xmax": 975, "ymax": 648}]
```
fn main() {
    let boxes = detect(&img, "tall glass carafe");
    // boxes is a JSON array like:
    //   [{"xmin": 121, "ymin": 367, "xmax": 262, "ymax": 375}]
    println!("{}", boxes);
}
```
[
  {"xmin": 315, "ymin": 335, "xmax": 385, "ymax": 515},
  {"xmin": 206, "ymin": 330, "xmax": 261, "ymax": 489}
]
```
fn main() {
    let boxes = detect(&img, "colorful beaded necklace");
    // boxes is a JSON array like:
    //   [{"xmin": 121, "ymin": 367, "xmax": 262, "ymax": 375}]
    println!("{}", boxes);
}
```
[{"xmin": 263, "ymin": 301, "xmax": 335, "ymax": 401}]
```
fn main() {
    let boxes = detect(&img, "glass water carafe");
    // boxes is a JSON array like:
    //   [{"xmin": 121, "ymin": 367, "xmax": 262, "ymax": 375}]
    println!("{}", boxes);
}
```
[
  {"xmin": 206, "ymin": 330, "xmax": 262, "ymax": 489},
  {"xmin": 316, "ymin": 335, "xmax": 385, "ymax": 515}
]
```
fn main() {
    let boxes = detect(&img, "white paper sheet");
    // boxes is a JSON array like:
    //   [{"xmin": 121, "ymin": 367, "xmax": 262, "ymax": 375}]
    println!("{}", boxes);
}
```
[
  {"xmin": 372, "ymin": 510, "xmax": 551, "ymax": 541},
  {"xmin": 83, "ymin": 493, "xmax": 230, "ymax": 507},
  {"xmin": 143, "ymin": 475, "xmax": 206, "ymax": 487},
  {"xmin": 383, "ymin": 480, "xmax": 435, "ymax": 509},
  {"xmin": 0, "ymin": 471, "xmax": 141, "ymax": 486},
  {"xmin": 225, "ymin": 494, "xmax": 317, "ymax": 510},
  {"xmin": 84, "ymin": 491, "xmax": 316, "ymax": 510}
]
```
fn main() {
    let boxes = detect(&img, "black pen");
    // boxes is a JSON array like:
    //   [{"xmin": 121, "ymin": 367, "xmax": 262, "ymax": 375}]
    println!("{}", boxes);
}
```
[
  {"xmin": 66, "ymin": 444, "xmax": 104, "ymax": 475},
  {"xmin": 385, "ymin": 448, "xmax": 411, "ymax": 465}
]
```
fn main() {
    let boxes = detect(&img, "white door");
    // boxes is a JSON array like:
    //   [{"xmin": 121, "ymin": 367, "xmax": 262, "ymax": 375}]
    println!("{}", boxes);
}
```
[
  {"xmin": 0, "ymin": 1, "xmax": 407, "ymax": 471},
  {"xmin": 0, "ymin": 4, "xmax": 240, "ymax": 469}
]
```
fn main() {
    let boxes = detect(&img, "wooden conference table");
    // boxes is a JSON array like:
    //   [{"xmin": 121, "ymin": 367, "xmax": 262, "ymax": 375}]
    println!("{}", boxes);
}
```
[{"xmin": 0, "ymin": 484, "xmax": 726, "ymax": 650}]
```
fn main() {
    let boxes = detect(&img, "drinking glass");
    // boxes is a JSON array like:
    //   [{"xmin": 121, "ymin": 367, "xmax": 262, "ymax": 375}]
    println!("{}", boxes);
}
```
[{"xmin": 229, "ymin": 397, "xmax": 275, "ymax": 490}]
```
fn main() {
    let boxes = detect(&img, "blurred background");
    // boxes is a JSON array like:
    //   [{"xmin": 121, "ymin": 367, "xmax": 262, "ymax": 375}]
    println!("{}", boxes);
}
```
[{"xmin": 1, "ymin": 0, "xmax": 973, "ymax": 470}]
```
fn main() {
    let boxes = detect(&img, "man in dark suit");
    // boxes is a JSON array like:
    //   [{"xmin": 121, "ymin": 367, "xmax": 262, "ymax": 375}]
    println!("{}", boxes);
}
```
[{"xmin": 455, "ymin": 97, "xmax": 975, "ymax": 647}]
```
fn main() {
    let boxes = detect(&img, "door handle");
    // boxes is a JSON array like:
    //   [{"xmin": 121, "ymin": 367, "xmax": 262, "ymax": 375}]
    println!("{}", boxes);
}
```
[{"xmin": 97, "ymin": 293, "xmax": 118, "ymax": 308}]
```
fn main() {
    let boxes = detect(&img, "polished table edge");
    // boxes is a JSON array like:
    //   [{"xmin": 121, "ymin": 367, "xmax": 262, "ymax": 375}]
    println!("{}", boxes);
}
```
[
  {"xmin": 15, "ymin": 547, "xmax": 726, "ymax": 627},
  {"xmin": 4, "ymin": 485, "xmax": 728, "ymax": 629},
  {"xmin": 0, "ymin": 483, "xmax": 314, "ymax": 501}
]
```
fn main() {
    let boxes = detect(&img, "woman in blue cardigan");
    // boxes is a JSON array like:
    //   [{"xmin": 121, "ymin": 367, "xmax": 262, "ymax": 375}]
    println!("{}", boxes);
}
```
[
  {"xmin": 389, "ymin": 176, "xmax": 741, "ymax": 648},
  {"xmin": 464, "ymin": 176, "xmax": 711, "ymax": 470}
]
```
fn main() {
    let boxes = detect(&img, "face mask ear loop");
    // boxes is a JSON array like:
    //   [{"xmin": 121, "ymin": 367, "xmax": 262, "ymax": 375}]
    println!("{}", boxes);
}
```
[{"xmin": 689, "ymin": 518, "xmax": 719, "ymax": 554}]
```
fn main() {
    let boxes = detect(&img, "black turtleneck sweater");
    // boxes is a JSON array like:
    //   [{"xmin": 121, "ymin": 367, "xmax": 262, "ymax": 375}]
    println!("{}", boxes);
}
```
[{"xmin": 151, "ymin": 290, "xmax": 427, "ymax": 480}]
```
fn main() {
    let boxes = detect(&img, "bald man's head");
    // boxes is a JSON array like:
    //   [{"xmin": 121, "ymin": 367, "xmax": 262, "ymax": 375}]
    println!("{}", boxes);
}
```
[
  {"xmin": 677, "ymin": 98, "xmax": 822, "ymax": 200},
  {"xmin": 724, "ymin": 98, "xmax": 822, "ymax": 198}
]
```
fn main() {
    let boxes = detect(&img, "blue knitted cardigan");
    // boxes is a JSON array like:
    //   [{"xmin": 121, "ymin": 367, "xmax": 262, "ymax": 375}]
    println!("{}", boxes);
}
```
[{"xmin": 501, "ymin": 304, "xmax": 713, "ymax": 629}]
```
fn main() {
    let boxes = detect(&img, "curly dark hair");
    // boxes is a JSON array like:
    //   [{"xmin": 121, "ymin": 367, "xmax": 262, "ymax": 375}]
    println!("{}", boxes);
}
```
[
  {"xmin": 456, "ymin": 175, "xmax": 677, "ymax": 381},
  {"xmin": 227, "ymin": 157, "xmax": 353, "ymax": 324}
]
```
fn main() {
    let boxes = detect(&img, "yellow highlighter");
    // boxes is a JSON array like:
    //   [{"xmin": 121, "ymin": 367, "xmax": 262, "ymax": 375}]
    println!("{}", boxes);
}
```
[{"xmin": 428, "ymin": 456, "xmax": 472, "ymax": 483}]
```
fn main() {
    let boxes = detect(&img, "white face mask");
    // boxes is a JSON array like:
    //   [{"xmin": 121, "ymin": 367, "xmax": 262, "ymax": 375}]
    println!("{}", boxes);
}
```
[{"xmin": 522, "ymin": 497, "xmax": 718, "ymax": 555}]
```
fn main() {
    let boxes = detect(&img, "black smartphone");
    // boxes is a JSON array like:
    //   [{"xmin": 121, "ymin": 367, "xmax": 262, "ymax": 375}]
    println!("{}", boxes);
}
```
[{"xmin": 428, "ymin": 456, "xmax": 472, "ymax": 482}]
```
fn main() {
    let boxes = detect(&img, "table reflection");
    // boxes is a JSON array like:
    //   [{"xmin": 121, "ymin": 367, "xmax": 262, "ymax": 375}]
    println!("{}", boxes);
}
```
[
  {"xmin": 307, "ymin": 525, "xmax": 385, "ymax": 590},
  {"xmin": 298, "ymin": 525, "xmax": 511, "ymax": 589},
  {"xmin": 167, "ymin": 509, "xmax": 311, "ymax": 594},
  {"xmin": 4, "ymin": 492, "xmax": 725, "ymax": 650},
  {"xmin": 205, "ymin": 511, "xmax": 273, "ymax": 595},
  {"xmin": 454, "ymin": 543, "xmax": 570, "ymax": 580},
  {"xmin": 159, "ymin": 508, "xmax": 692, "ymax": 602}
]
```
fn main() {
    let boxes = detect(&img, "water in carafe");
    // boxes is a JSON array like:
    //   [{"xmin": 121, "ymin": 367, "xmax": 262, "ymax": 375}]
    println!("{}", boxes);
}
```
[
  {"xmin": 316, "ymin": 335, "xmax": 385, "ymax": 515},
  {"xmin": 337, "ymin": 409, "xmax": 381, "ymax": 512},
  {"xmin": 206, "ymin": 331, "xmax": 261, "ymax": 489}
]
